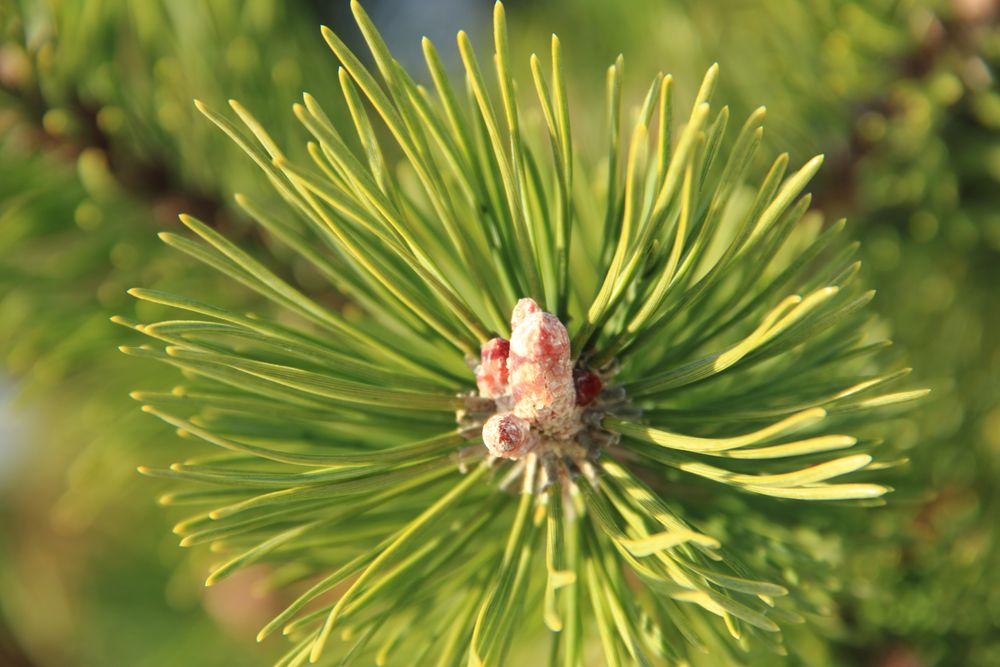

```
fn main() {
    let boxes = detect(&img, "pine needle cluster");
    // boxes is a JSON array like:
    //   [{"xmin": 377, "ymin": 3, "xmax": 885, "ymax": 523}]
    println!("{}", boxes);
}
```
[{"xmin": 122, "ymin": 3, "xmax": 924, "ymax": 664}]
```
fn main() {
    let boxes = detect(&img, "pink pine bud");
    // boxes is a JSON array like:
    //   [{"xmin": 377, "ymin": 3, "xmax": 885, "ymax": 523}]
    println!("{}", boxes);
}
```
[
  {"xmin": 573, "ymin": 369, "xmax": 603, "ymax": 406},
  {"xmin": 476, "ymin": 337, "xmax": 510, "ymax": 398},
  {"xmin": 483, "ymin": 412, "xmax": 533, "ymax": 458},
  {"xmin": 510, "ymin": 297, "xmax": 540, "ymax": 332},
  {"xmin": 509, "ymin": 309, "xmax": 580, "ymax": 439}
]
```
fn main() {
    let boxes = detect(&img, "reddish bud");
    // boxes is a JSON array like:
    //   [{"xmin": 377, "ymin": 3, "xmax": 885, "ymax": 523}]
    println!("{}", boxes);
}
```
[
  {"xmin": 573, "ymin": 369, "xmax": 603, "ymax": 406},
  {"xmin": 478, "ymin": 299, "xmax": 587, "ymax": 450},
  {"xmin": 476, "ymin": 337, "xmax": 510, "ymax": 398},
  {"xmin": 509, "ymin": 309, "xmax": 579, "ymax": 438},
  {"xmin": 483, "ymin": 413, "xmax": 533, "ymax": 458}
]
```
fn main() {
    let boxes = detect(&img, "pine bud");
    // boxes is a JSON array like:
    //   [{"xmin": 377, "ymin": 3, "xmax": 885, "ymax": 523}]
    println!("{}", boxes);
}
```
[
  {"xmin": 476, "ymin": 337, "xmax": 510, "ymax": 399},
  {"xmin": 573, "ymin": 368, "xmax": 603, "ymax": 406},
  {"xmin": 482, "ymin": 412, "xmax": 534, "ymax": 458},
  {"xmin": 508, "ymin": 306, "xmax": 581, "ymax": 439}
]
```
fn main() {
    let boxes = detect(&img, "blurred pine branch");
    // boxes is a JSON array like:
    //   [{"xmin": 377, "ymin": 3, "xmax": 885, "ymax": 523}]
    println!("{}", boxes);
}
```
[{"xmin": 118, "ymin": 3, "xmax": 925, "ymax": 664}]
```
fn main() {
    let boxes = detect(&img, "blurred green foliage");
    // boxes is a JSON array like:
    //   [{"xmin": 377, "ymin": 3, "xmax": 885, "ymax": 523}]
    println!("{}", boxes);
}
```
[{"xmin": 0, "ymin": 1, "xmax": 344, "ymax": 664}]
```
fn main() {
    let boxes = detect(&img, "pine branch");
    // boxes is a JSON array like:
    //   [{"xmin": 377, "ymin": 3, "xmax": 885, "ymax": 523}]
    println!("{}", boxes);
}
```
[
  {"xmin": 0, "ymin": 71, "xmax": 231, "ymax": 230},
  {"xmin": 120, "ymin": 2, "xmax": 926, "ymax": 665}
]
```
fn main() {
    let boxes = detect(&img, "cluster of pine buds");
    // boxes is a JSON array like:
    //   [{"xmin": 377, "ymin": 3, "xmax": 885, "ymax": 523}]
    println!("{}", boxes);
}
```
[{"xmin": 476, "ymin": 299, "xmax": 604, "ymax": 460}]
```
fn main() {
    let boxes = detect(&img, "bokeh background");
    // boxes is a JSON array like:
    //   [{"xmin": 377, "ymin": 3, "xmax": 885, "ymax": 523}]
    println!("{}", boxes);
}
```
[{"xmin": 0, "ymin": 0, "xmax": 997, "ymax": 665}]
